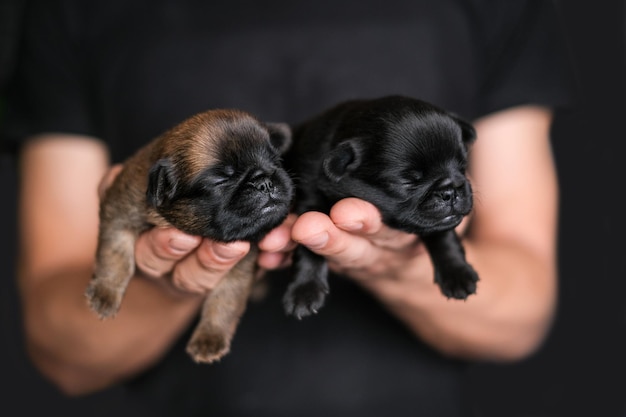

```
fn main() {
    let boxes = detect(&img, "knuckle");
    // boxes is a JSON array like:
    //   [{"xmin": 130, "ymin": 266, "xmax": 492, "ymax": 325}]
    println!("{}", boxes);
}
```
[
  {"xmin": 152, "ymin": 236, "xmax": 182, "ymax": 259},
  {"xmin": 148, "ymin": 228, "xmax": 199, "ymax": 260},
  {"xmin": 135, "ymin": 251, "xmax": 170, "ymax": 278},
  {"xmin": 196, "ymin": 243, "xmax": 243, "ymax": 269},
  {"xmin": 172, "ymin": 272, "xmax": 209, "ymax": 295},
  {"xmin": 195, "ymin": 249, "xmax": 226, "ymax": 270},
  {"xmin": 137, "ymin": 262, "xmax": 163, "ymax": 279}
]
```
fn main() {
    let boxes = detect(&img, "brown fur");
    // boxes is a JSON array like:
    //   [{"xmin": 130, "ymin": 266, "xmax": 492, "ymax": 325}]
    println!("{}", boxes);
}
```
[{"xmin": 85, "ymin": 109, "xmax": 293, "ymax": 363}]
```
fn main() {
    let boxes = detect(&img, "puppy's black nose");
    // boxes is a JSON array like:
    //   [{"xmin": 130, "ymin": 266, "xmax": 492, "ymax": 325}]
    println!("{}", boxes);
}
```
[
  {"xmin": 437, "ymin": 188, "xmax": 457, "ymax": 203},
  {"xmin": 255, "ymin": 178, "xmax": 274, "ymax": 193},
  {"xmin": 249, "ymin": 169, "xmax": 275, "ymax": 193}
]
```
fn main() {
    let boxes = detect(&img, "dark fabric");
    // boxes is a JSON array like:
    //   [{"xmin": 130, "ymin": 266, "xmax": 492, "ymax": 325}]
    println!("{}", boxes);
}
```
[
  {"xmin": 1, "ymin": 0, "xmax": 573, "ymax": 156},
  {"xmin": 126, "ymin": 274, "xmax": 468, "ymax": 417},
  {"xmin": 0, "ymin": 0, "xmax": 574, "ymax": 416}
]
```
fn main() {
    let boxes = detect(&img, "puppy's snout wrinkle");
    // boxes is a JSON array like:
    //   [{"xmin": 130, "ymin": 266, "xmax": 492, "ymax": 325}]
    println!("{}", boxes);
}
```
[{"xmin": 437, "ymin": 175, "xmax": 465, "ymax": 189}]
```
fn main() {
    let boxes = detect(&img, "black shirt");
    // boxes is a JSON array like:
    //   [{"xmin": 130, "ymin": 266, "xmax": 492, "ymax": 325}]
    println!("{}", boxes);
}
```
[{"xmin": 1, "ymin": 0, "xmax": 573, "ymax": 416}]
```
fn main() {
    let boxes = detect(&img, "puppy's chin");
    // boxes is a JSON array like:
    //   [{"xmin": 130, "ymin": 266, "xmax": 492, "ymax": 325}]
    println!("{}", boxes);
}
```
[
  {"xmin": 162, "ymin": 201, "xmax": 290, "ymax": 243},
  {"xmin": 419, "ymin": 214, "xmax": 465, "ymax": 234},
  {"xmin": 215, "ymin": 203, "xmax": 291, "ymax": 242},
  {"xmin": 387, "ymin": 212, "xmax": 465, "ymax": 236}
]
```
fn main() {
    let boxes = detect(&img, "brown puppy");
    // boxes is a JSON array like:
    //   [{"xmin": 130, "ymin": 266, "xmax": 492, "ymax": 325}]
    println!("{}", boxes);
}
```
[{"xmin": 85, "ymin": 109, "xmax": 294, "ymax": 363}]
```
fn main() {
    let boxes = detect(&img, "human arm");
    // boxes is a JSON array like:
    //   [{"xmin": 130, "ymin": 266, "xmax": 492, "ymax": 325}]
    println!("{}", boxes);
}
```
[
  {"xmin": 16, "ymin": 134, "xmax": 250, "ymax": 395},
  {"xmin": 289, "ymin": 105, "xmax": 558, "ymax": 361}
]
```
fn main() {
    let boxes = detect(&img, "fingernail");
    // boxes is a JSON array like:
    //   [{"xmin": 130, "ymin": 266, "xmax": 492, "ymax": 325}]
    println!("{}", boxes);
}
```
[
  {"xmin": 214, "ymin": 242, "xmax": 246, "ymax": 260},
  {"xmin": 301, "ymin": 232, "xmax": 329, "ymax": 249},
  {"xmin": 169, "ymin": 235, "xmax": 199, "ymax": 253}
]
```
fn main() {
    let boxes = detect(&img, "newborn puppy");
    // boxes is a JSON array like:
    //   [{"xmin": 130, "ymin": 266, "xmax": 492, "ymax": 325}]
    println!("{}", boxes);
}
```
[
  {"xmin": 282, "ymin": 95, "xmax": 479, "ymax": 319},
  {"xmin": 85, "ymin": 109, "xmax": 294, "ymax": 363}
]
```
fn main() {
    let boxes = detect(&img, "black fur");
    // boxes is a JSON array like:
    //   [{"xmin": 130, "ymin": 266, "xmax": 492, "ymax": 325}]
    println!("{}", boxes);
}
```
[{"xmin": 282, "ymin": 95, "xmax": 479, "ymax": 318}]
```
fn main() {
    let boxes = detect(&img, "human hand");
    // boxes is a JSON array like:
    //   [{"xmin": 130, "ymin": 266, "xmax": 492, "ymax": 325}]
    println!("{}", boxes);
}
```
[
  {"xmin": 256, "ymin": 213, "xmax": 298, "ymax": 270},
  {"xmin": 133, "ymin": 228, "xmax": 250, "ymax": 294},
  {"xmin": 98, "ymin": 164, "xmax": 250, "ymax": 296},
  {"xmin": 290, "ymin": 198, "xmax": 428, "ymax": 283}
]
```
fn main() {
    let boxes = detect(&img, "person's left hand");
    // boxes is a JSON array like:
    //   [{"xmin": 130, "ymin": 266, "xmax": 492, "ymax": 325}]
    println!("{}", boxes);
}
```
[{"xmin": 289, "ymin": 198, "xmax": 428, "ymax": 283}]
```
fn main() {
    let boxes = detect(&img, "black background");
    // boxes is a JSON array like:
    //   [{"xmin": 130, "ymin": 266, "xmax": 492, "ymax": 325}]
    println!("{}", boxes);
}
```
[{"xmin": 1, "ymin": 1, "xmax": 624, "ymax": 416}]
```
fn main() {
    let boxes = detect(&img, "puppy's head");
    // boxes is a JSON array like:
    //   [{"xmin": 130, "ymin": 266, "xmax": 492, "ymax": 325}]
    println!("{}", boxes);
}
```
[
  {"xmin": 146, "ymin": 109, "xmax": 294, "ymax": 242},
  {"xmin": 320, "ymin": 96, "xmax": 475, "ymax": 235}
]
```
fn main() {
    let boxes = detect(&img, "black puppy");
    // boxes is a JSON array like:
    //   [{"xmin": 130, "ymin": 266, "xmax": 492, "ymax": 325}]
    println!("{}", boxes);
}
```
[
  {"xmin": 282, "ymin": 95, "xmax": 479, "ymax": 319},
  {"xmin": 85, "ymin": 109, "xmax": 294, "ymax": 363}
]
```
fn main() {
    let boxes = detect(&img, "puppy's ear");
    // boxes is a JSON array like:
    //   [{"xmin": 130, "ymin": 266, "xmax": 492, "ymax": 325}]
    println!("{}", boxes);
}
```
[
  {"xmin": 147, "ymin": 158, "xmax": 179, "ymax": 207},
  {"xmin": 451, "ymin": 114, "xmax": 477, "ymax": 146},
  {"xmin": 323, "ymin": 139, "xmax": 362, "ymax": 182},
  {"xmin": 265, "ymin": 122, "xmax": 292, "ymax": 154}
]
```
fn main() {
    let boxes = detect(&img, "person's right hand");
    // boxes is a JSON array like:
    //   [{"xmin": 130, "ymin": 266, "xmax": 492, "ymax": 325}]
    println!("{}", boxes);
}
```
[
  {"xmin": 134, "ymin": 228, "xmax": 250, "ymax": 295},
  {"xmin": 98, "ymin": 165, "xmax": 251, "ymax": 296}
]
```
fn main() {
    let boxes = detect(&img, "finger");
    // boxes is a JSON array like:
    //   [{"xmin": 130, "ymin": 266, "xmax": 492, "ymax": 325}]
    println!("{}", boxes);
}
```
[
  {"xmin": 329, "ymin": 198, "xmax": 418, "ymax": 249},
  {"xmin": 456, "ymin": 214, "xmax": 471, "ymax": 237},
  {"xmin": 257, "ymin": 250, "xmax": 292, "ymax": 270},
  {"xmin": 256, "ymin": 214, "xmax": 297, "ymax": 270},
  {"xmin": 257, "ymin": 213, "xmax": 298, "ymax": 253},
  {"xmin": 135, "ymin": 227, "xmax": 201, "ymax": 279},
  {"xmin": 171, "ymin": 240, "xmax": 250, "ymax": 294},
  {"xmin": 291, "ymin": 211, "xmax": 375, "ymax": 269},
  {"xmin": 98, "ymin": 164, "xmax": 124, "ymax": 199}
]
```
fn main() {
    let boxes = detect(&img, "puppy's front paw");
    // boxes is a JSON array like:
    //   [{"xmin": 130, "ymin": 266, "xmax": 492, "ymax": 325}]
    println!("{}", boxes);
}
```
[
  {"xmin": 85, "ymin": 279, "xmax": 123, "ymax": 319},
  {"xmin": 186, "ymin": 331, "xmax": 230, "ymax": 364},
  {"xmin": 434, "ymin": 264, "xmax": 479, "ymax": 300},
  {"xmin": 283, "ymin": 280, "xmax": 329, "ymax": 319}
]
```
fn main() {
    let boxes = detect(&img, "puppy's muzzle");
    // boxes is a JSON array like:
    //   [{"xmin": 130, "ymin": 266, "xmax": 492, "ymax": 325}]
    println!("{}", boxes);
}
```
[
  {"xmin": 434, "ymin": 177, "xmax": 470, "ymax": 208},
  {"xmin": 436, "ymin": 188, "xmax": 459, "ymax": 204}
]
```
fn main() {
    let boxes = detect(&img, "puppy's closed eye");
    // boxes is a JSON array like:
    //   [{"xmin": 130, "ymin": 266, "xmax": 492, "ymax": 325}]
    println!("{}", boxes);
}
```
[
  {"xmin": 400, "ymin": 170, "xmax": 424, "ymax": 184},
  {"xmin": 207, "ymin": 165, "xmax": 236, "ymax": 186}
]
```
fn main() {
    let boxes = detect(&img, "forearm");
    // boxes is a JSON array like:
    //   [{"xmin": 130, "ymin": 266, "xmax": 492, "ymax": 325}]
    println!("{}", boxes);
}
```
[
  {"xmin": 19, "ymin": 265, "xmax": 202, "ymax": 395},
  {"xmin": 362, "ymin": 239, "xmax": 557, "ymax": 361},
  {"xmin": 16, "ymin": 136, "xmax": 253, "ymax": 395}
]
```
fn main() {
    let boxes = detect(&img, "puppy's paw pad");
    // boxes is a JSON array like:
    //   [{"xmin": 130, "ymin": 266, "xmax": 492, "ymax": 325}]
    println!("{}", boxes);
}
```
[
  {"xmin": 84, "ymin": 281, "xmax": 122, "ymax": 319},
  {"xmin": 283, "ymin": 281, "xmax": 329, "ymax": 319},
  {"xmin": 186, "ymin": 332, "xmax": 230, "ymax": 364},
  {"xmin": 435, "ymin": 266, "xmax": 479, "ymax": 300}
]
